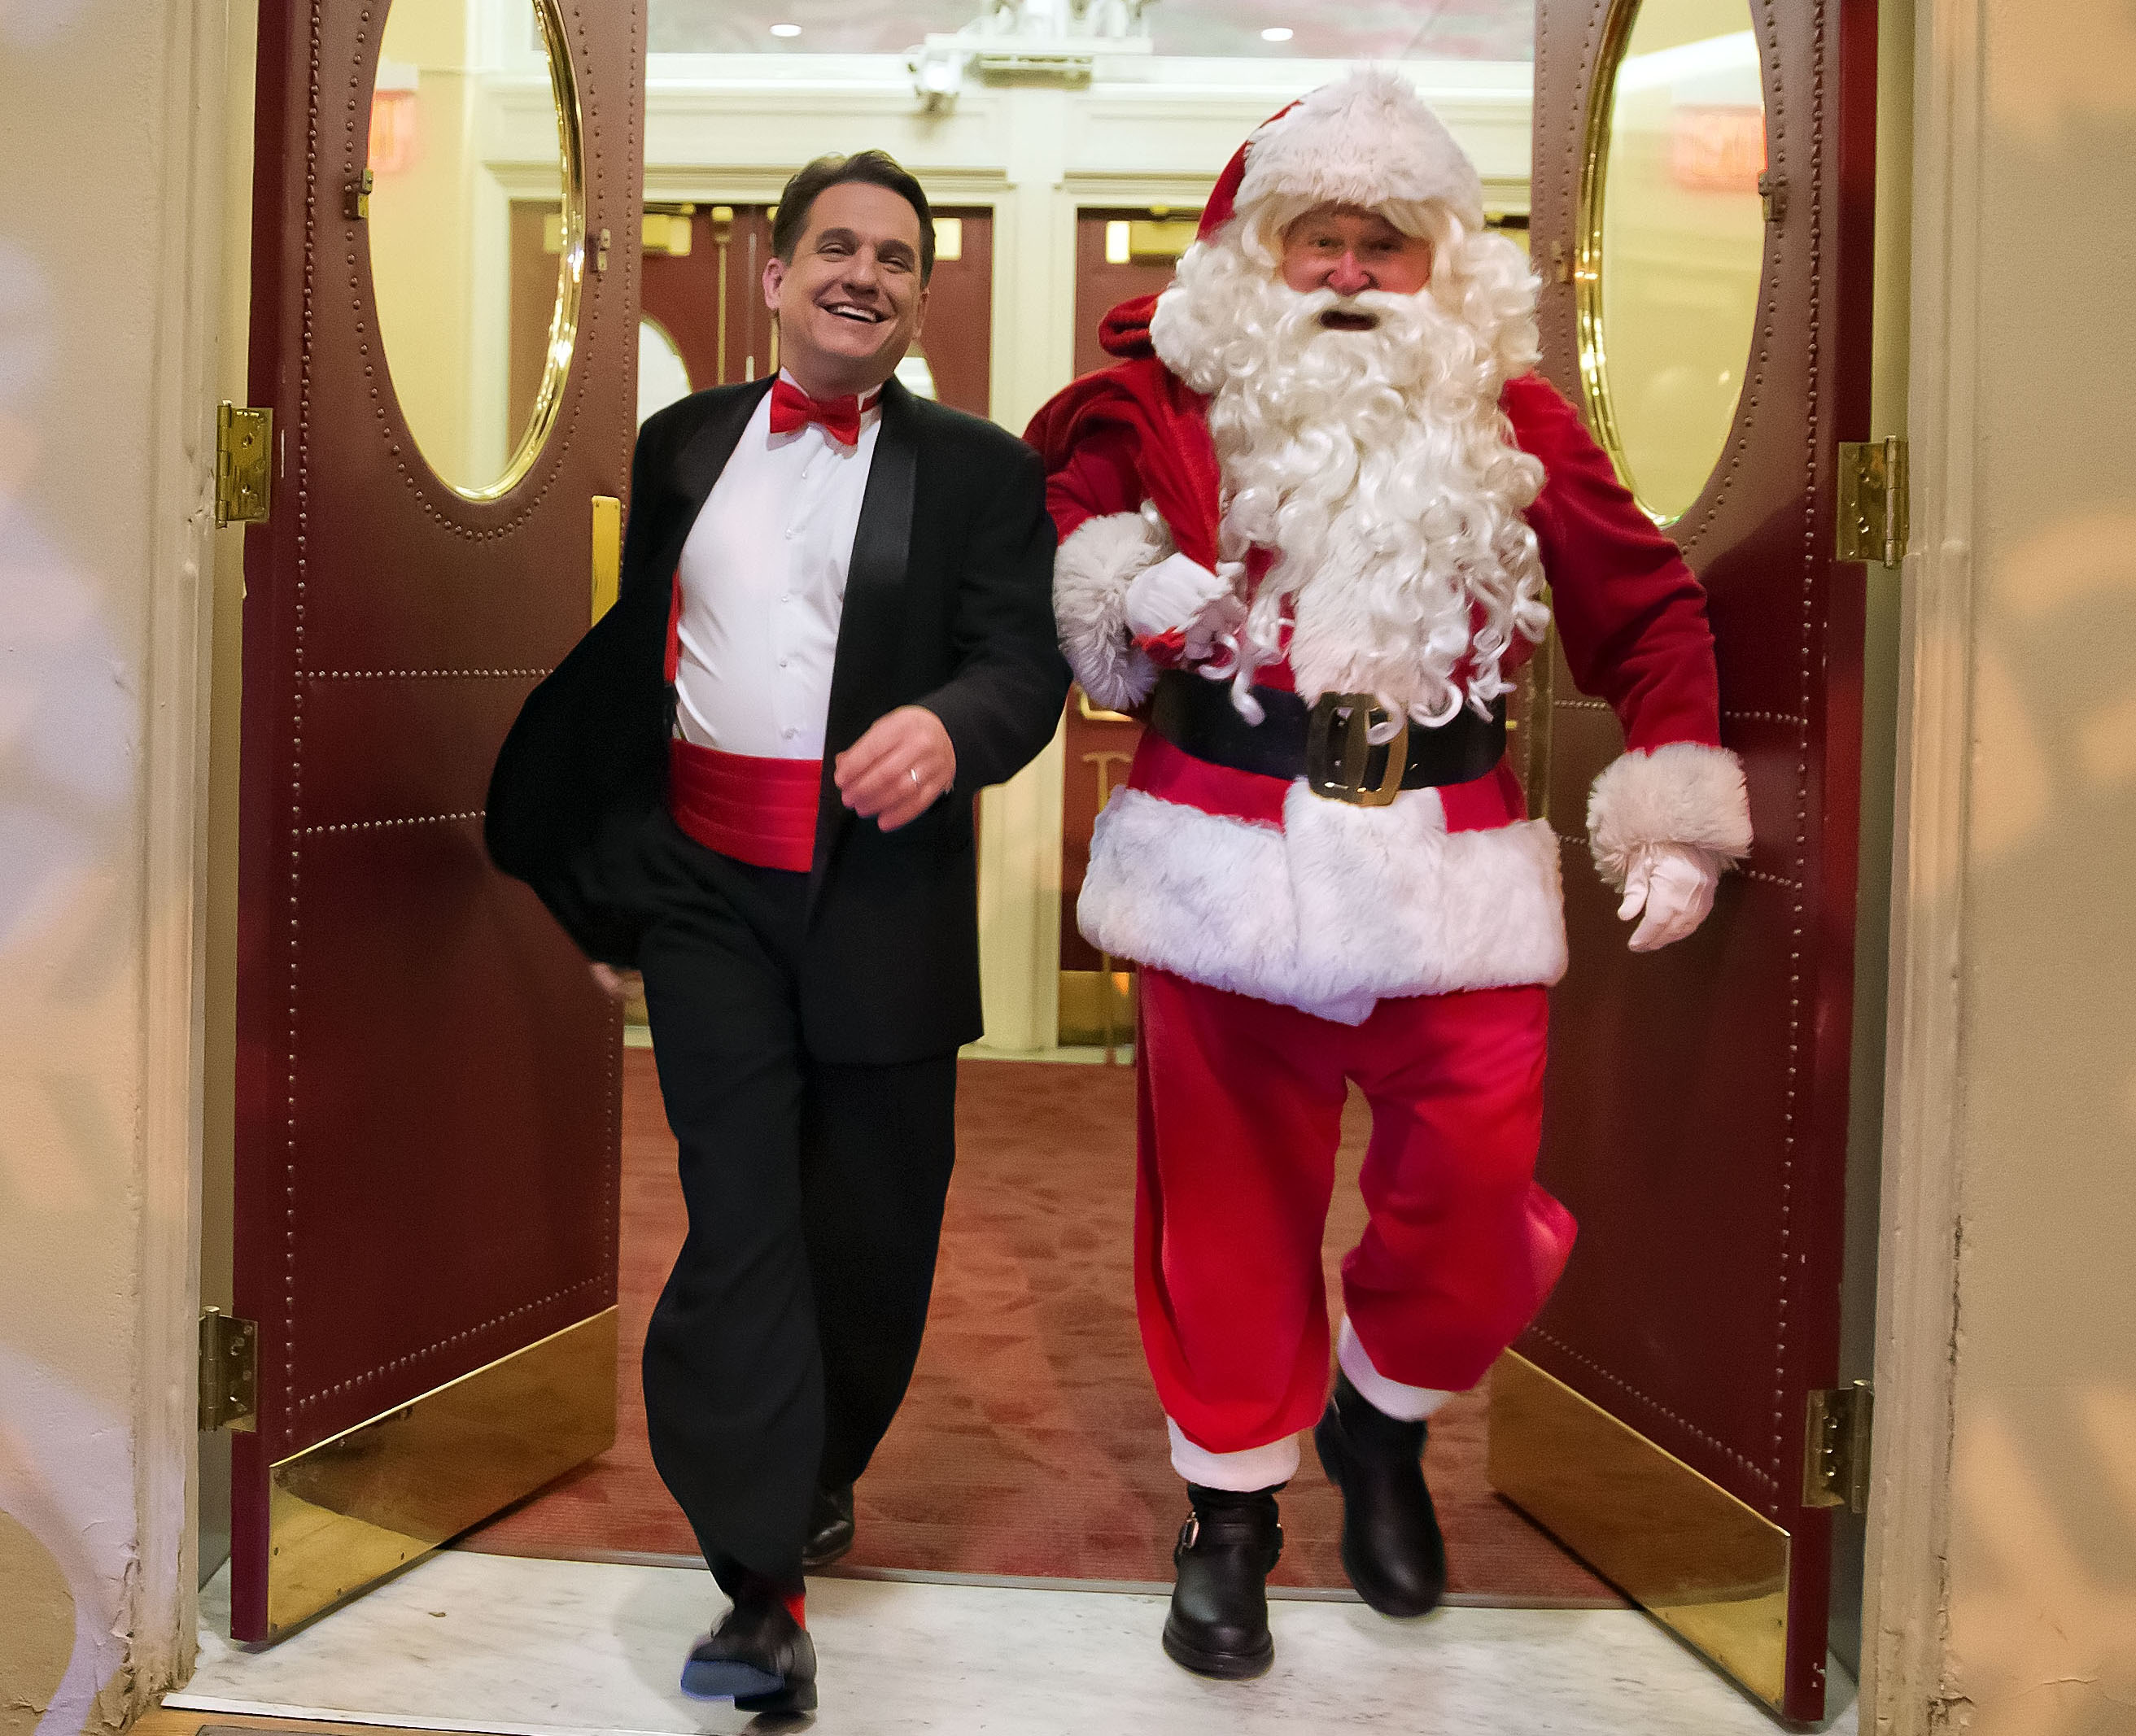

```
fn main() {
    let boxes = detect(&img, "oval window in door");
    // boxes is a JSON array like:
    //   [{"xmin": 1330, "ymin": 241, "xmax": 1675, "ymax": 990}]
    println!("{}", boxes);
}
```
[
  {"xmin": 637, "ymin": 317, "xmax": 693, "ymax": 425},
  {"xmin": 1578, "ymin": 0, "xmax": 1767, "ymax": 523},
  {"xmin": 368, "ymin": 0, "xmax": 583, "ymax": 500}
]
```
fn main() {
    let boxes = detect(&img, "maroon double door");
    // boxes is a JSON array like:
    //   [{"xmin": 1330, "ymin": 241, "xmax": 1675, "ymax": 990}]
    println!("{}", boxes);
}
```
[
  {"xmin": 1502, "ymin": 0, "xmax": 1884, "ymax": 1721},
  {"xmin": 229, "ymin": 0, "xmax": 644, "ymax": 1639},
  {"xmin": 227, "ymin": 4, "xmax": 1884, "ymax": 1713}
]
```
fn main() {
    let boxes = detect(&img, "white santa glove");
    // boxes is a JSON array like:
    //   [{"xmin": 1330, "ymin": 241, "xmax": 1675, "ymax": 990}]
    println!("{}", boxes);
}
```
[
  {"xmin": 1124, "ymin": 551, "xmax": 1242, "ymax": 645},
  {"xmin": 1618, "ymin": 842, "xmax": 1726, "ymax": 953}
]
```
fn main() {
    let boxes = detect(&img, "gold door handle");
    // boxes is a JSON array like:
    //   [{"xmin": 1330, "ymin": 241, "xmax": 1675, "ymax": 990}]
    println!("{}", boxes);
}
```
[{"xmin": 591, "ymin": 495, "xmax": 622, "ymax": 622}]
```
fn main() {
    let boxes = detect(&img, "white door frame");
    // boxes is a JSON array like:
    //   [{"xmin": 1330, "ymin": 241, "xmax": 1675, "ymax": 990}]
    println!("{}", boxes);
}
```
[
  {"xmin": 1858, "ymin": 0, "xmax": 1979, "ymax": 1725},
  {"xmin": 131, "ymin": 7, "xmax": 1979, "ymax": 1725},
  {"xmin": 132, "ymin": 0, "xmax": 239, "ymax": 1704}
]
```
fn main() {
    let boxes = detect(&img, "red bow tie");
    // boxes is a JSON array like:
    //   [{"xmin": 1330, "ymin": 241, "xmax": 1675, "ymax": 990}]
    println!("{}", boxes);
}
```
[{"xmin": 769, "ymin": 377, "xmax": 871, "ymax": 446}]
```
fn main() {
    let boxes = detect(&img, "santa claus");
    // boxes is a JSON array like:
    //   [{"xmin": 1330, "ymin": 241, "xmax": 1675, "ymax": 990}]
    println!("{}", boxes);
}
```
[{"xmin": 1027, "ymin": 70, "xmax": 1753, "ymax": 1678}]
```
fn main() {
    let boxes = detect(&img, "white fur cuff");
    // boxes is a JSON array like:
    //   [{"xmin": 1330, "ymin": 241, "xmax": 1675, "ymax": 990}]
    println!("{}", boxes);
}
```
[
  {"xmin": 1054, "ymin": 510, "xmax": 1167, "ymax": 713},
  {"xmin": 1166, "ymin": 1418, "xmax": 1301, "ymax": 1492},
  {"xmin": 1585, "ymin": 743, "xmax": 1754, "ymax": 892},
  {"xmin": 1337, "ymin": 1318, "xmax": 1457, "ymax": 1424}
]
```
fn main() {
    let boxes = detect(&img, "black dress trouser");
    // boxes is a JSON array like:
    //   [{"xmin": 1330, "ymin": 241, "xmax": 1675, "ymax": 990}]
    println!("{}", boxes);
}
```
[{"xmin": 627, "ymin": 812, "xmax": 959, "ymax": 1590}]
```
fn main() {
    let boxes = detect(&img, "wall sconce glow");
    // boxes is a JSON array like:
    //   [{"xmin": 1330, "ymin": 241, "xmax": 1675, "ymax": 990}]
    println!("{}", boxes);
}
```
[
  {"xmin": 1260, "ymin": 27, "xmax": 1295, "ymax": 42},
  {"xmin": 769, "ymin": 22, "xmax": 802, "ymax": 37},
  {"xmin": 368, "ymin": 59, "xmax": 421, "ymax": 175},
  {"xmin": 911, "ymin": 40, "xmax": 966, "ymax": 109}
]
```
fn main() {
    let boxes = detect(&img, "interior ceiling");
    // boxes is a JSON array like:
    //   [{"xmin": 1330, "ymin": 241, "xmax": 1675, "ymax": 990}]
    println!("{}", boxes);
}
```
[{"xmin": 647, "ymin": 1, "xmax": 1536, "ymax": 62}]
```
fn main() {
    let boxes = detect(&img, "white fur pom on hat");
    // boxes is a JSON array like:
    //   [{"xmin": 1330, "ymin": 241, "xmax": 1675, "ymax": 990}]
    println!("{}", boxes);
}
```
[{"xmin": 1221, "ymin": 68, "xmax": 1485, "ymax": 235}]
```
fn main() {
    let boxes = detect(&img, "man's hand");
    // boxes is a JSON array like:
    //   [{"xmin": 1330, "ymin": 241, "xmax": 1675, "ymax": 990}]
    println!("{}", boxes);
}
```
[
  {"xmin": 834, "ymin": 704, "xmax": 957, "ymax": 831},
  {"xmin": 590, "ymin": 962, "xmax": 643, "ymax": 1001},
  {"xmin": 1618, "ymin": 843, "xmax": 1723, "ymax": 953}
]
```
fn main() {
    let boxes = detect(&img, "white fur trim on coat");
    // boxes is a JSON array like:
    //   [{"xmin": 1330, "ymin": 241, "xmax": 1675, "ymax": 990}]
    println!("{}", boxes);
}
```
[
  {"xmin": 1166, "ymin": 1419, "xmax": 1301, "ymax": 1492},
  {"xmin": 1585, "ymin": 743, "xmax": 1754, "ymax": 892},
  {"xmin": 1234, "ymin": 68, "xmax": 1486, "ymax": 232},
  {"xmin": 1054, "ymin": 510, "xmax": 1166, "ymax": 713},
  {"xmin": 1078, "ymin": 784, "xmax": 1567, "ymax": 1023}
]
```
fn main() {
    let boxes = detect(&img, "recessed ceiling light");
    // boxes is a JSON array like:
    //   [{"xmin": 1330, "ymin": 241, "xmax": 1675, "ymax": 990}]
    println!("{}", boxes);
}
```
[
  {"xmin": 1261, "ymin": 26, "xmax": 1295, "ymax": 41},
  {"xmin": 769, "ymin": 22, "xmax": 802, "ymax": 37}
]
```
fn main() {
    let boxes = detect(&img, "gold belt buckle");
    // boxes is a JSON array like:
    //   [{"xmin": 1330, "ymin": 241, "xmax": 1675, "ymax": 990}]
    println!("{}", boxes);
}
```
[{"xmin": 1305, "ymin": 693, "xmax": 1409, "ymax": 807}]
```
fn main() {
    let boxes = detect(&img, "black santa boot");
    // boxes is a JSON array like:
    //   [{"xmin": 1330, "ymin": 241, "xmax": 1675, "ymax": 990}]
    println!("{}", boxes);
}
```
[
  {"xmin": 1161, "ymin": 1483, "xmax": 1285, "ymax": 1679},
  {"xmin": 1313, "ymin": 1370, "xmax": 1448, "ymax": 1617}
]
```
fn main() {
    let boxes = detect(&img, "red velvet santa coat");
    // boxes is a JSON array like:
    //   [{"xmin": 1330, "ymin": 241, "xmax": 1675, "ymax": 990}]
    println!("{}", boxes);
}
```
[{"xmin": 1029, "ymin": 303, "xmax": 1752, "ymax": 1023}]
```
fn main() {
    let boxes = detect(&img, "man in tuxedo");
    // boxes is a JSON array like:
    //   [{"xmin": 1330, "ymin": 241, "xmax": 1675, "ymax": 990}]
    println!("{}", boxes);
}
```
[{"xmin": 487, "ymin": 150, "xmax": 1068, "ymax": 1714}]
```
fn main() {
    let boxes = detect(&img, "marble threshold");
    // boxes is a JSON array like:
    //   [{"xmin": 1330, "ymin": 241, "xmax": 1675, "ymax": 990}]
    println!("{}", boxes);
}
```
[
  {"xmin": 627, "ymin": 1026, "xmax": 1130, "ymax": 1064},
  {"xmin": 172, "ymin": 1552, "xmax": 1856, "ymax": 1736}
]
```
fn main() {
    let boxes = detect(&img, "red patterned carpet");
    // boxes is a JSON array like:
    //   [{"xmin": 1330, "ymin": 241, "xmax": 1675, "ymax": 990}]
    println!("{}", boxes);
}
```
[{"xmin": 461, "ymin": 1050, "xmax": 1616, "ymax": 1603}]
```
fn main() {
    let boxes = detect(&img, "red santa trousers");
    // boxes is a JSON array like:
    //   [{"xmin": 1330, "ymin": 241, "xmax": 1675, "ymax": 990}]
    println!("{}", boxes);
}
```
[{"xmin": 1134, "ymin": 966, "xmax": 1576, "ymax": 1472}]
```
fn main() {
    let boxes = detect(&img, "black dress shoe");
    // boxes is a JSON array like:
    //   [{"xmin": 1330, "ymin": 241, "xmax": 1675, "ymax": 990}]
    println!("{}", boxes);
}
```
[
  {"xmin": 1313, "ymin": 1369, "xmax": 1447, "ymax": 1617},
  {"xmin": 801, "ymin": 1481, "xmax": 855, "ymax": 1572},
  {"xmin": 1160, "ymin": 1484, "xmax": 1284, "ymax": 1679},
  {"xmin": 680, "ymin": 1591, "xmax": 819, "ymax": 1713}
]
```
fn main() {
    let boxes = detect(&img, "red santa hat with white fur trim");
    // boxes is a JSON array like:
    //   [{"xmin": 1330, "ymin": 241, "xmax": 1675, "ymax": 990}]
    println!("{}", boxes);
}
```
[{"xmin": 1193, "ymin": 68, "xmax": 1487, "ymax": 244}]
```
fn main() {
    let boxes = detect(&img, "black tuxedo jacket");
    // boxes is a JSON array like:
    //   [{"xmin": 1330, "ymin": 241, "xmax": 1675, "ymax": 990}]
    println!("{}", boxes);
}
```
[{"xmin": 486, "ymin": 377, "xmax": 1069, "ymax": 1063}]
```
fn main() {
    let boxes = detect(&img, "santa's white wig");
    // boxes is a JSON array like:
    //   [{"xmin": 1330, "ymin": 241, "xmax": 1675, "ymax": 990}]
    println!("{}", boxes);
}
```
[{"xmin": 1148, "ymin": 71, "xmax": 1551, "ymax": 727}]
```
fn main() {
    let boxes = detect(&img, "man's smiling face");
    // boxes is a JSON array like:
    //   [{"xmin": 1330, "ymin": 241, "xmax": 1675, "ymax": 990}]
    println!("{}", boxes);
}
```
[{"xmin": 762, "ymin": 181, "xmax": 928, "ymax": 399}]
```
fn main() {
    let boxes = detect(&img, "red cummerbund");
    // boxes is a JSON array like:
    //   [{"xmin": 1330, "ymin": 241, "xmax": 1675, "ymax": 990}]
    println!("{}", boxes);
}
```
[{"xmin": 667, "ymin": 738, "xmax": 822, "ymax": 873}]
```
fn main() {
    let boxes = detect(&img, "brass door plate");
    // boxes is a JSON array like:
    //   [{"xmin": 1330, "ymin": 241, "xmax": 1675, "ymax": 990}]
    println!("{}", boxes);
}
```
[
  {"xmin": 261, "ymin": 1308, "xmax": 617, "ymax": 1638},
  {"xmin": 590, "ymin": 495, "xmax": 622, "ymax": 622},
  {"xmin": 1488, "ymin": 1351, "xmax": 1791, "ymax": 1712}
]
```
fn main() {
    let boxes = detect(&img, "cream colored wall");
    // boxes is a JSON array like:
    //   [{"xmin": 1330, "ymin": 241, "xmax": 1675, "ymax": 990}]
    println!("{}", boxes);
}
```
[
  {"xmin": 633, "ymin": 52, "xmax": 1533, "ymax": 1049},
  {"xmin": 1869, "ymin": 5, "xmax": 2136, "ymax": 1731},
  {"xmin": 1934, "ymin": 7, "xmax": 2136, "ymax": 1727},
  {"xmin": 0, "ymin": 0, "xmax": 227, "ymax": 1727}
]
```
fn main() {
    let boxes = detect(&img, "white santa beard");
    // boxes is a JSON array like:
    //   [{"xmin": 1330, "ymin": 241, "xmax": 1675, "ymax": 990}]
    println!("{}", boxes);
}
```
[{"xmin": 1156, "ymin": 239, "xmax": 1550, "ymax": 726}]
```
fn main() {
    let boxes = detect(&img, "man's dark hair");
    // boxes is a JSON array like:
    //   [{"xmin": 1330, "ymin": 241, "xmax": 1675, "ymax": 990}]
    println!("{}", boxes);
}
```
[{"xmin": 772, "ymin": 150, "xmax": 936, "ymax": 284}]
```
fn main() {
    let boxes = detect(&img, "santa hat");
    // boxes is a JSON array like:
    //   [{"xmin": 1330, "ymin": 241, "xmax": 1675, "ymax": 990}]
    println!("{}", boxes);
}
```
[{"xmin": 1195, "ymin": 68, "xmax": 1486, "ymax": 243}]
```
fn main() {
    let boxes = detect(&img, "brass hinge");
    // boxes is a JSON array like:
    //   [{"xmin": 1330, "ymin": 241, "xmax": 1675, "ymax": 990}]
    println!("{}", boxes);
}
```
[
  {"xmin": 347, "ymin": 168, "xmax": 374, "ymax": 221},
  {"xmin": 1802, "ymin": 1380, "xmax": 1872, "ymax": 1514},
  {"xmin": 215, "ymin": 403, "xmax": 273, "ymax": 528},
  {"xmin": 199, "ymin": 1307, "xmax": 259, "ymax": 1433},
  {"xmin": 1837, "ymin": 435, "xmax": 1908, "ymax": 567}
]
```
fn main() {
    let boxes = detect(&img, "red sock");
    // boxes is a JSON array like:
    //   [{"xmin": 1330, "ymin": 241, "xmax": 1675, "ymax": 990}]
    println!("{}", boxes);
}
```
[{"xmin": 781, "ymin": 1586, "xmax": 807, "ymax": 1629}]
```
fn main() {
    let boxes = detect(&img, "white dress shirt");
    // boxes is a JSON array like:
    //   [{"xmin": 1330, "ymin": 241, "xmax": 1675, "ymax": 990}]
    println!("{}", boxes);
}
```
[{"xmin": 672, "ymin": 376, "xmax": 882, "ymax": 760}]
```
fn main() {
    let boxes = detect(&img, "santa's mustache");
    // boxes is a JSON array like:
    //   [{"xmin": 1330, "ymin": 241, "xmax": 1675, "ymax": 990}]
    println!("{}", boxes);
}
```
[
  {"xmin": 1272, "ymin": 284, "xmax": 1413, "ymax": 337},
  {"xmin": 1285, "ymin": 288, "xmax": 1409, "ymax": 334},
  {"xmin": 1230, "ymin": 281, "xmax": 1459, "ymax": 415}
]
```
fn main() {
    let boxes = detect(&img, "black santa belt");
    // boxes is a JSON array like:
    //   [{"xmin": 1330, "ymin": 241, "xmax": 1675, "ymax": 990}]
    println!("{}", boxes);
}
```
[{"xmin": 1145, "ymin": 670, "xmax": 1507, "ymax": 809}]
